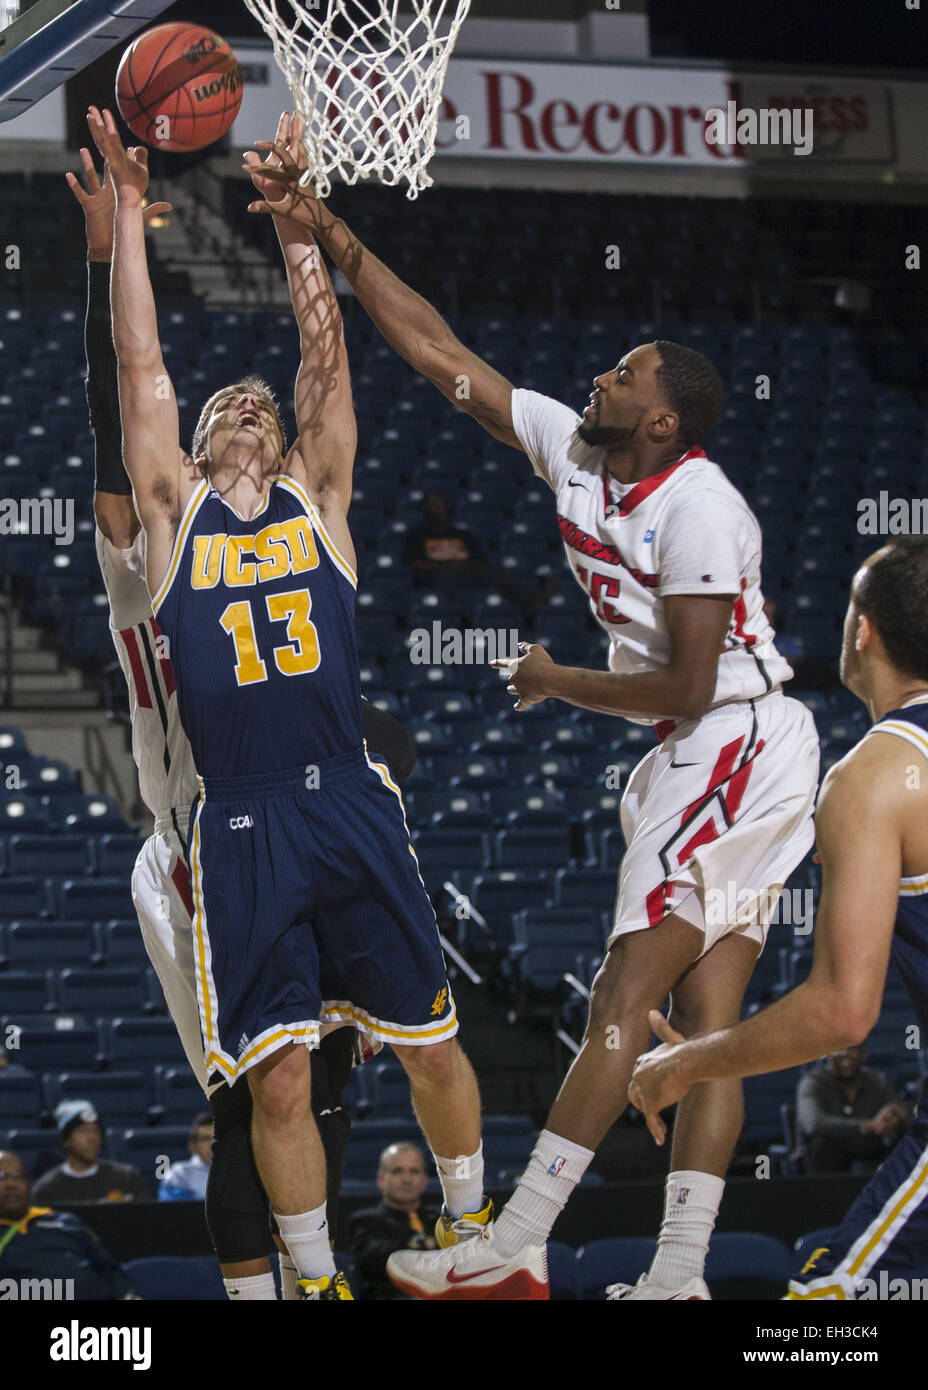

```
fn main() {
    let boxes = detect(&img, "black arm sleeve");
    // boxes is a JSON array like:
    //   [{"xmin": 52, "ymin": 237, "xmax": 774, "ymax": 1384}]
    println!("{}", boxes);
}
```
[{"xmin": 86, "ymin": 259, "xmax": 132, "ymax": 496}]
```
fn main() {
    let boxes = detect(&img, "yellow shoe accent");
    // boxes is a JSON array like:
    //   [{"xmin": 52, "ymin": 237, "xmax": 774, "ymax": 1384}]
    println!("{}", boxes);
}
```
[
  {"xmin": 435, "ymin": 1196, "xmax": 495, "ymax": 1249},
  {"xmin": 296, "ymin": 1271, "xmax": 354, "ymax": 1301}
]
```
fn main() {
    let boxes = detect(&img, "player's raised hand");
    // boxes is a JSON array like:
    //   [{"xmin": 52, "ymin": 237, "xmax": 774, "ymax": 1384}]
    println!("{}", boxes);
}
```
[
  {"xmin": 86, "ymin": 106, "xmax": 151, "ymax": 208},
  {"xmin": 244, "ymin": 111, "xmax": 327, "ymax": 229},
  {"xmin": 491, "ymin": 642, "xmax": 554, "ymax": 711},
  {"xmin": 67, "ymin": 144, "xmax": 172, "ymax": 254},
  {"xmin": 627, "ymin": 1011, "xmax": 692, "ymax": 1146}
]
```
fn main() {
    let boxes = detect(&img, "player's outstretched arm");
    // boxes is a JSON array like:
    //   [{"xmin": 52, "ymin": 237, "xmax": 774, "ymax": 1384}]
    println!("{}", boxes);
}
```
[
  {"xmin": 628, "ymin": 740, "xmax": 902, "ymax": 1143},
  {"xmin": 244, "ymin": 114, "xmax": 356, "ymax": 512},
  {"xmin": 245, "ymin": 157, "xmax": 520, "ymax": 451},
  {"xmin": 87, "ymin": 108, "xmax": 189, "ymax": 559},
  {"xmin": 496, "ymin": 594, "xmax": 735, "ymax": 720},
  {"xmin": 68, "ymin": 144, "xmax": 171, "ymax": 549}
]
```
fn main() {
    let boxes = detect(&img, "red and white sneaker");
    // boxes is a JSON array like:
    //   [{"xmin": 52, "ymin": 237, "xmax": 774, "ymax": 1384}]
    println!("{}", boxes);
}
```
[
  {"xmin": 606, "ymin": 1274, "xmax": 710, "ymax": 1300},
  {"xmin": 387, "ymin": 1225, "xmax": 549, "ymax": 1301}
]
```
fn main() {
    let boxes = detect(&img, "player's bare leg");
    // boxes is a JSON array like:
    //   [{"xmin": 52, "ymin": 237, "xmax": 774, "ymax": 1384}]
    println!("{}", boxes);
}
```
[
  {"xmin": 247, "ymin": 1043, "xmax": 337, "ymax": 1287},
  {"xmin": 618, "ymin": 930, "xmax": 761, "ymax": 1298},
  {"xmin": 392, "ymin": 1038, "xmax": 485, "ymax": 1224}
]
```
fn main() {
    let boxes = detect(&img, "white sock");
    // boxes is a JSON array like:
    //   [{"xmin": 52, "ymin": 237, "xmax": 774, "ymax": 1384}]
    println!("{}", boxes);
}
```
[
  {"xmin": 277, "ymin": 1252, "xmax": 300, "ymax": 1301},
  {"xmin": 492, "ymin": 1130, "xmax": 593, "ymax": 1258},
  {"xmin": 223, "ymin": 1272, "xmax": 277, "ymax": 1301},
  {"xmin": 273, "ymin": 1204, "xmax": 336, "ymax": 1280},
  {"xmin": 433, "ymin": 1144, "xmax": 485, "ymax": 1219},
  {"xmin": 648, "ymin": 1170, "xmax": 725, "ymax": 1290}
]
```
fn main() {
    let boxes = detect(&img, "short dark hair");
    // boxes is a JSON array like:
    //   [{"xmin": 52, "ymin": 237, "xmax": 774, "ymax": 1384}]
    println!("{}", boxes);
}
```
[
  {"xmin": 855, "ymin": 536, "xmax": 928, "ymax": 683},
  {"xmin": 190, "ymin": 1112, "xmax": 213, "ymax": 1141},
  {"xmin": 653, "ymin": 340, "xmax": 724, "ymax": 447},
  {"xmin": 191, "ymin": 376, "xmax": 287, "ymax": 461}
]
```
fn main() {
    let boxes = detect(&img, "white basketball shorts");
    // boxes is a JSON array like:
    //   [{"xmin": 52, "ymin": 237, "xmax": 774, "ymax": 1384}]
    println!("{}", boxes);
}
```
[{"xmin": 611, "ymin": 689, "xmax": 820, "ymax": 956}]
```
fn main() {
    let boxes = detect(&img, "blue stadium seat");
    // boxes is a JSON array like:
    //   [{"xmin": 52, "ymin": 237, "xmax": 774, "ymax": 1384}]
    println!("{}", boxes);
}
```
[
  {"xmin": 0, "ymin": 970, "xmax": 53, "ymax": 1014},
  {"xmin": 51, "ymin": 794, "xmax": 129, "ymax": 834},
  {"xmin": 705, "ymin": 1232, "xmax": 794, "ymax": 1285},
  {"xmin": 5, "ymin": 920, "xmax": 99, "ymax": 967},
  {"xmin": 3, "ymin": 1127, "xmax": 62, "ymax": 1179},
  {"xmin": 368, "ymin": 1063, "xmax": 415, "ymax": 1120},
  {"xmin": 54, "ymin": 967, "xmax": 149, "ymax": 1016},
  {"xmin": 124, "ymin": 1256, "xmax": 225, "ymax": 1301},
  {"xmin": 58, "ymin": 877, "xmax": 135, "ymax": 922},
  {"xmin": 0, "ymin": 794, "xmax": 51, "ymax": 833},
  {"xmin": 575, "ymin": 1238, "xmax": 657, "ymax": 1299},
  {"xmin": 98, "ymin": 921, "xmax": 148, "ymax": 966},
  {"xmin": 7, "ymin": 835, "xmax": 93, "ymax": 877},
  {"xmin": 154, "ymin": 1067, "xmax": 206, "ymax": 1125},
  {"xmin": 0, "ymin": 1067, "xmax": 42, "ymax": 1119},
  {"xmin": 2, "ymin": 1018, "xmax": 99, "ymax": 1072},
  {"xmin": 104, "ymin": 1017, "xmax": 188, "ymax": 1068},
  {"xmin": 341, "ymin": 1119, "xmax": 422, "ymax": 1179},
  {"xmin": 45, "ymin": 1070, "xmax": 153, "ymax": 1126},
  {"xmin": 95, "ymin": 835, "xmax": 144, "ymax": 878},
  {"xmin": 553, "ymin": 868, "xmax": 618, "ymax": 910},
  {"xmin": 0, "ymin": 877, "xmax": 50, "ymax": 918},
  {"xmin": 547, "ymin": 1241, "xmax": 580, "ymax": 1299},
  {"xmin": 495, "ymin": 826, "xmax": 571, "ymax": 869}
]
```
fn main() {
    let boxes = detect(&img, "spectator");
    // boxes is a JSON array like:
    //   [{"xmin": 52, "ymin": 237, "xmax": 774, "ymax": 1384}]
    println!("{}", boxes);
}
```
[
  {"xmin": 158, "ymin": 1112, "xmax": 212, "ymax": 1202},
  {"xmin": 794, "ymin": 1044, "xmax": 909, "ymax": 1174},
  {"xmin": 345, "ymin": 1143, "xmax": 439, "ymax": 1300},
  {"xmin": 402, "ymin": 491, "xmax": 556, "ymax": 612},
  {"xmin": 0, "ymin": 1149, "xmax": 138, "ymax": 1299},
  {"xmin": 32, "ymin": 1101, "xmax": 149, "ymax": 1205}
]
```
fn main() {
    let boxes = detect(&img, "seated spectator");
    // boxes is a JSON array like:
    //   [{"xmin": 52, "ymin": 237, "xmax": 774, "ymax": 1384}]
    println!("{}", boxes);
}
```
[
  {"xmin": 794, "ymin": 1044, "xmax": 909, "ymax": 1174},
  {"xmin": 0, "ymin": 1149, "xmax": 138, "ymax": 1299},
  {"xmin": 402, "ymin": 491, "xmax": 556, "ymax": 612},
  {"xmin": 32, "ymin": 1101, "xmax": 149, "ymax": 1205},
  {"xmin": 344, "ymin": 1143, "xmax": 439, "ymax": 1300},
  {"xmin": 157, "ymin": 1112, "xmax": 212, "ymax": 1202}
]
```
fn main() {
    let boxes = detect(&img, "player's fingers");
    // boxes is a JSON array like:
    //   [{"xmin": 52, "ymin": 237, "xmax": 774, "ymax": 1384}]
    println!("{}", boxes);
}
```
[
  {"xmin": 143, "ymin": 202, "xmax": 172, "ymax": 220},
  {"xmin": 650, "ymin": 1010, "xmax": 685, "ymax": 1046},
  {"xmin": 135, "ymin": 145, "xmax": 149, "ymax": 166},
  {"xmin": 79, "ymin": 147, "xmax": 99, "ymax": 189},
  {"xmin": 64, "ymin": 171, "xmax": 88, "ymax": 203},
  {"xmin": 246, "ymin": 201, "xmax": 280, "ymax": 215}
]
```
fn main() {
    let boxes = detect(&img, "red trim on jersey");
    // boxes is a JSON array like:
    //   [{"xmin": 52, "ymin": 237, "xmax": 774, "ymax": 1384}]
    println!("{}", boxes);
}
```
[
  {"xmin": 119, "ymin": 627, "xmax": 152, "ymax": 710},
  {"xmin": 171, "ymin": 856, "xmax": 194, "ymax": 921},
  {"xmin": 149, "ymin": 618, "xmax": 176, "ymax": 696},
  {"xmin": 557, "ymin": 514, "xmax": 659, "ymax": 587},
  {"xmin": 682, "ymin": 736, "xmax": 744, "ymax": 822},
  {"xmin": 731, "ymin": 578, "xmax": 757, "ymax": 648},
  {"xmin": 611, "ymin": 448, "xmax": 706, "ymax": 518}
]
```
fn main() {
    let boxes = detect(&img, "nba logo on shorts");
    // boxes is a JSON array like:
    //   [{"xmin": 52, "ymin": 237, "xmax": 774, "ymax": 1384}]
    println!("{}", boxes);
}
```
[
  {"xmin": 676, "ymin": 1187, "xmax": 690, "ymax": 1205},
  {"xmin": 548, "ymin": 1156, "xmax": 567, "ymax": 1177}
]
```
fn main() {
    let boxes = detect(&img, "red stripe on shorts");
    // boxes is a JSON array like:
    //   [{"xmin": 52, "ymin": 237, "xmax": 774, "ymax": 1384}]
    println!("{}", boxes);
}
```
[
  {"xmin": 119, "ymin": 627, "xmax": 152, "ymax": 709},
  {"xmin": 682, "ymin": 735, "xmax": 744, "ymax": 822},
  {"xmin": 724, "ymin": 738, "xmax": 766, "ymax": 817},
  {"xmin": 171, "ymin": 857, "xmax": 194, "ymax": 920},
  {"xmin": 676, "ymin": 815, "xmax": 721, "ymax": 867}
]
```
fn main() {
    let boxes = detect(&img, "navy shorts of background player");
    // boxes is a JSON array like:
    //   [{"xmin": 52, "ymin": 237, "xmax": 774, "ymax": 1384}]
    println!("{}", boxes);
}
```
[
  {"xmin": 788, "ymin": 696, "xmax": 928, "ymax": 1299},
  {"xmin": 152, "ymin": 473, "xmax": 457, "ymax": 1084}
]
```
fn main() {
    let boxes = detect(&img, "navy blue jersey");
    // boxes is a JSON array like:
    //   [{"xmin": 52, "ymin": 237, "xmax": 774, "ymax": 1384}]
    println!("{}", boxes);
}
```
[
  {"xmin": 152, "ymin": 475, "xmax": 363, "ymax": 778},
  {"xmin": 869, "ymin": 695, "xmax": 928, "ymax": 1038}
]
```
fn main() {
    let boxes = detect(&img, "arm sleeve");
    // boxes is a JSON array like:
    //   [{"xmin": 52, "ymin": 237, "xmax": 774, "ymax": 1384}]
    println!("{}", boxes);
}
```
[
  {"xmin": 510, "ymin": 389, "xmax": 585, "ymax": 493},
  {"xmin": 95, "ymin": 527, "xmax": 153, "ymax": 632},
  {"xmin": 656, "ymin": 494, "xmax": 750, "ymax": 598},
  {"xmin": 86, "ymin": 260, "xmax": 132, "ymax": 497}
]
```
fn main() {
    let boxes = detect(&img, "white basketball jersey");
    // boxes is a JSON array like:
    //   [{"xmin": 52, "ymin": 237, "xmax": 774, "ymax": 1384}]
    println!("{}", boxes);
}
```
[
  {"xmin": 96, "ymin": 527, "xmax": 198, "ymax": 820},
  {"xmin": 511, "ymin": 390, "xmax": 794, "ymax": 724}
]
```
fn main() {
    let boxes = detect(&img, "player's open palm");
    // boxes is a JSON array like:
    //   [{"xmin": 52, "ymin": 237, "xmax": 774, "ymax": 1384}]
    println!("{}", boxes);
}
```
[
  {"xmin": 67, "ymin": 144, "xmax": 171, "ymax": 245},
  {"xmin": 86, "ymin": 106, "xmax": 150, "ymax": 207}
]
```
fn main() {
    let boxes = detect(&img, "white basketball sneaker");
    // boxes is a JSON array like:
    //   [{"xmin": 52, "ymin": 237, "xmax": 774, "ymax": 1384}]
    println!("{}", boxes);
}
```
[
  {"xmin": 606, "ymin": 1274, "xmax": 711, "ymax": 1300},
  {"xmin": 387, "ymin": 1224, "xmax": 549, "ymax": 1301}
]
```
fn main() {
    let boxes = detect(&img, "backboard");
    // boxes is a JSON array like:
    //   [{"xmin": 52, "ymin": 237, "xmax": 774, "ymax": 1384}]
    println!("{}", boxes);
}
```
[{"xmin": 0, "ymin": 0, "xmax": 175, "ymax": 123}]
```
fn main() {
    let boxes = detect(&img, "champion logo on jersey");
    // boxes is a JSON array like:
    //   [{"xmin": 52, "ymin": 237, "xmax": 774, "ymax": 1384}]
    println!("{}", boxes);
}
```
[
  {"xmin": 643, "ymin": 529, "xmax": 654, "ymax": 543},
  {"xmin": 701, "ymin": 574, "xmax": 715, "ymax": 582},
  {"xmin": 548, "ymin": 1156, "xmax": 567, "ymax": 1177},
  {"xmin": 675, "ymin": 1187, "xmax": 691, "ymax": 1205}
]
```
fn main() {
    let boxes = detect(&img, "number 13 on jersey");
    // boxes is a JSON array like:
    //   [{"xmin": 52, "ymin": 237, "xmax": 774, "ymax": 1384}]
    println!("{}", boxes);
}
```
[{"xmin": 219, "ymin": 590, "xmax": 321, "ymax": 685}]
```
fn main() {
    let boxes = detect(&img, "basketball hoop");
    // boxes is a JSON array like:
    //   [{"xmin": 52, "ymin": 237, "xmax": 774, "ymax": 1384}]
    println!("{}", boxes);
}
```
[{"xmin": 242, "ymin": 0, "xmax": 470, "ymax": 200}]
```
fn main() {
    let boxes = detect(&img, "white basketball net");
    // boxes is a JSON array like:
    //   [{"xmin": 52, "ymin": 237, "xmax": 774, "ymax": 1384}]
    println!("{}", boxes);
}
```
[{"xmin": 243, "ymin": 0, "xmax": 471, "ymax": 199}]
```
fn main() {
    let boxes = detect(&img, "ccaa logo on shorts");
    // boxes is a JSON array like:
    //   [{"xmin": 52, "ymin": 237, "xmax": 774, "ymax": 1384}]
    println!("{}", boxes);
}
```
[{"xmin": 229, "ymin": 815, "xmax": 254, "ymax": 830}]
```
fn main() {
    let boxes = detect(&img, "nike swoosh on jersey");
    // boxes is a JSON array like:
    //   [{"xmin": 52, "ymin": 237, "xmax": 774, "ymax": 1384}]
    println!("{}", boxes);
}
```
[
  {"xmin": 670, "ymin": 759, "xmax": 699, "ymax": 768},
  {"xmin": 567, "ymin": 477, "xmax": 592, "ymax": 489}
]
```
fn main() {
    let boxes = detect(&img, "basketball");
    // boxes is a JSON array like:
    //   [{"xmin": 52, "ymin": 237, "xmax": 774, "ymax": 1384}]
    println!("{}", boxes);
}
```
[{"xmin": 115, "ymin": 22, "xmax": 243, "ymax": 153}]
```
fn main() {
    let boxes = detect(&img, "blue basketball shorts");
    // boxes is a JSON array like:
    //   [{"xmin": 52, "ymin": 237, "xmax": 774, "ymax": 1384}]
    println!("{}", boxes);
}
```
[
  {"xmin": 787, "ymin": 1108, "xmax": 928, "ymax": 1299},
  {"xmin": 187, "ymin": 746, "xmax": 457, "ymax": 1083}
]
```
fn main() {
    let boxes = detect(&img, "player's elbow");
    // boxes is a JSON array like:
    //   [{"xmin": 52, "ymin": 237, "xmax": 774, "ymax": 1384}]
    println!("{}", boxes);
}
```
[{"xmin": 675, "ymin": 680, "xmax": 715, "ymax": 722}]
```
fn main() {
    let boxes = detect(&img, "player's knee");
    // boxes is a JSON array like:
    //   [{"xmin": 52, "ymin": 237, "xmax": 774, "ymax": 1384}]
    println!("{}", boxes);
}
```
[
  {"xmin": 248, "ymin": 1046, "xmax": 312, "ymax": 1124},
  {"xmin": 393, "ymin": 1038, "xmax": 460, "ymax": 1083},
  {"xmin": 587, "ymin": 947, "xmax": 650, "ymax": 1026}
]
